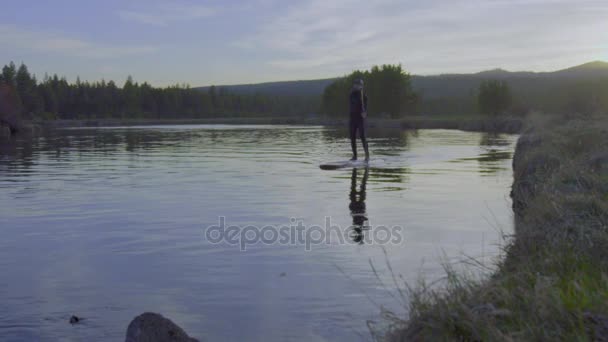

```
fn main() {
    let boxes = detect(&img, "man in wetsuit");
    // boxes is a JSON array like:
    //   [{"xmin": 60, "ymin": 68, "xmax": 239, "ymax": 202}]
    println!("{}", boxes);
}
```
[{"xmin": 349, "ymin": 79, "xmax": 369, "ymax": 161}]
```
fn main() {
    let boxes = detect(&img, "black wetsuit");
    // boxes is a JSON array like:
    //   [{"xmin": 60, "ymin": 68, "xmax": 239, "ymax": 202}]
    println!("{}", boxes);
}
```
[{"xmin": 349, "ymin": 89, "xmax": 369, "ymax": 159}]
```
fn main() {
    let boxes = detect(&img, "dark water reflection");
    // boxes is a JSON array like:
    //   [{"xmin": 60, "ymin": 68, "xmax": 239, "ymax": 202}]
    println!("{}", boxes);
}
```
[
  {"xmin": 0, "ymin": 126, "xmax": 516, "ymax": 341},
  {"xmin": 349, "ymin": 168, "xmax": 369, "ymax": 244}
]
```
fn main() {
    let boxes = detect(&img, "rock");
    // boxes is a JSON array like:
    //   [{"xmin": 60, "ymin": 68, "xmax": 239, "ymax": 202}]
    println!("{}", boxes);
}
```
[
  {"xmin": 126, "ymin": 313, "xmax": 198, "ymax": 342},
  {"xmin": 0, "ymin": 125, "xmax": 10, "ymax": 138}
]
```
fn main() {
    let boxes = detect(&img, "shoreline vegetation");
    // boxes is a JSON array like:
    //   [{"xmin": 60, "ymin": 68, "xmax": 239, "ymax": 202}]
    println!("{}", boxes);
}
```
[{"xmin": 387, "ymin": 113, "xmax": 608, "ymax": 341}]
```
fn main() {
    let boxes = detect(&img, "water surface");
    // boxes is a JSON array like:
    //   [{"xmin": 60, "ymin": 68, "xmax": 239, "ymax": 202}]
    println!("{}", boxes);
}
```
[{"xmin": 0, "ymin": 126, "xmax": 516, "ymax": 341}]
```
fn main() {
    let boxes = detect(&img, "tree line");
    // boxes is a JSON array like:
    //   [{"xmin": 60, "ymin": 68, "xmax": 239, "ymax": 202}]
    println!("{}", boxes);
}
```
[
  {"xmin": 4, "ymin": 60, "xmax": 602, "ymax": 125},
  {"xmin": 0, "ymin": 62, "xmax": 320, "ymax": 122}
]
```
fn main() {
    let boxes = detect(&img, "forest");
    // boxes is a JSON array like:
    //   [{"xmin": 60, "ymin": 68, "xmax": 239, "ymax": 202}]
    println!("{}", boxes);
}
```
[{"xmin": 0, "ymin": 62, "xmax": 320, "ymax": 123}]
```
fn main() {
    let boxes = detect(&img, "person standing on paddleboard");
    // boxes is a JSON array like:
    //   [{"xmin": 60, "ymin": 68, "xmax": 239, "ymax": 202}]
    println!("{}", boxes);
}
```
[{"xmin": 349, "ymin": 79, "xmax": 369, "ymax": 161}]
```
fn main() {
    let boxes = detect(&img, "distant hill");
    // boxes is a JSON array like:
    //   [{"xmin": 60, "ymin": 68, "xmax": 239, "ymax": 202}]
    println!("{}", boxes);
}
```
[
  {"xmin": 549, "ymin": 61, "xmax": 608, "ymax": 78},
  {"xmin": 413, "ymin": 60, "xmax": 608, "ymax": 99},
  {"xmin": 195, "ymin": 61, "xmax": 608, "ymax": 99}
]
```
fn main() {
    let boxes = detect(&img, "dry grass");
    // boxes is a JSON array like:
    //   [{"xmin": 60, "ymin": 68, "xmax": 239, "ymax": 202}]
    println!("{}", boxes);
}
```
[{"xmin": 386, "ymin": 113, "xmax": 608, "ymax": 341}]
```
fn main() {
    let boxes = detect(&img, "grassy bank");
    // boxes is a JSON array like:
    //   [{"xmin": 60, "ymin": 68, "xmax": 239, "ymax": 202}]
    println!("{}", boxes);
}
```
[
  {"xmin": 387, "ymin": 114, "xmax": 608, "ymax": 341},
  {"xmin": 35, "ymin": 115, "xmax": 522, "ymax": 134}
]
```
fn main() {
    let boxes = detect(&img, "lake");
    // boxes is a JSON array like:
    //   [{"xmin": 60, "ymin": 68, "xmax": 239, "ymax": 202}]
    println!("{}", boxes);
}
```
[{"xmin": 0, "ymin": 125, "xmax": 516, "ymax": 341}]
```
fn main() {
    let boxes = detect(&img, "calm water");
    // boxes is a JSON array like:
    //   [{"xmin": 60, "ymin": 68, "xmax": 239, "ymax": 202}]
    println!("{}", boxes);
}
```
[{"xmin": 0, "ymin": 125, "xmax": 516, "ymax": 341}]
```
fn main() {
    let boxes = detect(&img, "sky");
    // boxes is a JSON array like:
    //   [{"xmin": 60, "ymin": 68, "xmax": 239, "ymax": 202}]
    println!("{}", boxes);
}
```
[{"xmin": 0, "ymin": 0, "xmax": 607, "ymax": 86}]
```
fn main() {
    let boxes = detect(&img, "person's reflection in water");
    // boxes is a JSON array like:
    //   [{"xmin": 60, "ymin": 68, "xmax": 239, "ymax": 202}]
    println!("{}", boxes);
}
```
[{"xmin": 349, "ymin": 167, "xmax": 370, "ymax": 244}]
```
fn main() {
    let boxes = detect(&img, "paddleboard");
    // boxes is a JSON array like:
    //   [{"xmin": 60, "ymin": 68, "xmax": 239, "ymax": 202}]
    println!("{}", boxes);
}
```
[{"xmin": 320, "ymin": 159, "xmax": 370, "ymax": 170}]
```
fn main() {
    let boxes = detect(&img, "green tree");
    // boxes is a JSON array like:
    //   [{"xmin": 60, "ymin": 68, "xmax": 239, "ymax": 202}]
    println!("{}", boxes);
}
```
[
  {"xmin": 1, "ymin": 62, "xmax": 17, "ymax": 87},
  {"xmin": 478, "ymin": 80, "xmax": 512, "ymax": 116},
  {"xmin": 15, "ymin": 63, "xmax": 35, "ymax": 115},
  {"xmin": 123, "ymin": 75, "xmax": 141, "ymax": 117},
  {"xmin": 322, "ymin": 64, "xmax": 417, "ymax": 118},
  {"xmin": 1, "ymin": 62, "xmax": 22, "ymax": 116}
]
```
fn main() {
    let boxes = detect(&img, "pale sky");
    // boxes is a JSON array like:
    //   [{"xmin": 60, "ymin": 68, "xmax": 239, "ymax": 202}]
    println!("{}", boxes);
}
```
[{"xmin": 1, "ymin": 0, "xmax": 607, "ymax": 86}]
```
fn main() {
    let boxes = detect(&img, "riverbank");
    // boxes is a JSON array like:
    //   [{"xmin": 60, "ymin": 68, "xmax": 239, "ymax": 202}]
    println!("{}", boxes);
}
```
[
  {"xmin": 33, "ymin": 115, "xmax": 522, "ymax": 134},
  {"xmin": 389, "ymin": 113, "xmax": 608, "ymax": 340}
]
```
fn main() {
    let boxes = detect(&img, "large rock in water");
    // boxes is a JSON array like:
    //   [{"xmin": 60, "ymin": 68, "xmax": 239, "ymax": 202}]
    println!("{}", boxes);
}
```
[
  {"xmin": 125, "ymin": 313, "xmax": 199, "ymax": 342},
  {"xmin": 0, "ymin": 125, "xmax": 10, "ymax": 138}
]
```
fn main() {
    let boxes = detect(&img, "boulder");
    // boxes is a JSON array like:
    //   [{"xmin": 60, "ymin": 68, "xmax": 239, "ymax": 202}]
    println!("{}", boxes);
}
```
[
  {"xmin": 125, "ymin": 313, "xmax": 198, "ymax": 342},
  {"xmin": 0, "ymin": 125, "xmax": 10, "ymax": 138}
]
